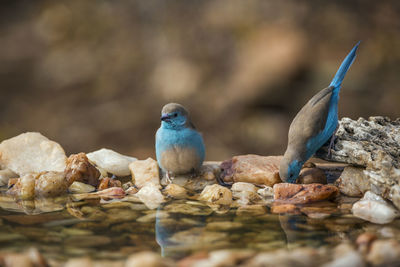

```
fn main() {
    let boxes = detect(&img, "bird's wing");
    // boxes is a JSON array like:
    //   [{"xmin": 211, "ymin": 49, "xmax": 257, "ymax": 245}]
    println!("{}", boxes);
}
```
[{"xmin": 288, "ymin": 86, "xmax": 334, "ymax": 147}]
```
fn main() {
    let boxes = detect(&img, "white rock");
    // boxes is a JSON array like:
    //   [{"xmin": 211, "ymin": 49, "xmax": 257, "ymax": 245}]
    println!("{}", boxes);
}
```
[
  {"xmin": 87, "ymin": 148, "xmax": 136, "ymax": 176},
  {"xmin": 0, "ymin": 169, "xmax": 18, "ymax": 186},
  {"xmin": 136, "ymin": 185, "xmax": 165, "ymax": 209},
  {"xmin": 0, "ymin": 132, "xmax": 67, "ymax": 175},
  {"xmin": 231, "ymin": 182, "xmax": 257, "ymax": 193},
  {"xmin": 129, "ymin": 158, "xmax": 160, "ymax": 189},
  {"xmin": 352, "ymin": 191, "xmax": 399, "ymax": 224},
  {"xmin": 69, "ymin": 181, "xmax": 96, "ymax": 193},
  {"xmin": 199, "ymin": 184, "xmax": 232, "ymax": 205},
  {"xmin": 257, "ymin": 186, "xmax": 274, "ymax": 198}
]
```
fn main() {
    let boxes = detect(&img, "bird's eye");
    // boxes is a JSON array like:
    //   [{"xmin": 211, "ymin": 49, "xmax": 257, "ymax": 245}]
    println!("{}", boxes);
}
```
[
  {"xmin": 289, "ymin": 173, "xmax": 293, "ymax": 178},
  {"xmin": 173, "ymin": 113, "xmax": 178, "ymax": 117}
]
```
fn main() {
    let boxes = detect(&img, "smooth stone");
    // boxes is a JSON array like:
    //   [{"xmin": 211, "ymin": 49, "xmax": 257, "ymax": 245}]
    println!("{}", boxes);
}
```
[
  {"xmin": 273, "ymin": 183, "xmax": 339, "ymax": 204},
  {"xmin": 231, "ymin": 182, "xmax": 258, "ymax": 194},
  {"xmin": 191, "ymin": 250, "xmax": 255, "ymax": 267},
  {"xmin": 163, "ymin": 184, "xmax": 187, "ymax": 199},
  {"xmin": 322, "ymin": 243, "xmax": 365, "ymax": 267},
  {"xmin": 334, "ymin": 166, "xmax": 370, "ymax": 197},
  {"xmin": 352, "ymin": 191, "xmax": 399, "ymax": 224},
  {"xmin": 7, "ymin": 173, "xmax": 36, "ymax": 200},
  {"xmin": 0, "ymin": 132, "xmax": 66, "ymax": 175},
  {"xmin": 163, "ymin": 202, "xmax": 213, "ymax": 216},
  {"xmin": 69, "ymin": 181, "xmax": 96, "ymax": 193},
  {"xmin": 129, "ymin": 158, "xmax": 160, "ymax": 189},
  {"xmin": 297, "ymin": 167, "xmax": 327, "ymax": 184},
  {"xmin": 65, "ymin": 153, "xmax": 100, "ymax": 187},
  {"xmin": 366, "ymin": 239, "xmax": 400, "ymax": 266},
  {"xmin": 199, "ymin": 161, "xmax": 222, "ymax": 181},
  {"xmin": 199, "ymin": 184, "xmax": 232, "ymax": 205},
  {"xmin": 98, "ymin": 177, "xmax": 122, "ymax": 191},
  {"xmin": 87, "ymin": 148, "xmax": 137, "ymax": 176},
  {"xmin": 125, "ymin": 251, "xmax": 173, "ymax": 267},
  {"xmin": 389, "ymin": 185, "xmax": 400, "ymax": 210},
  {"xmin": 136, "ymin": 184, "xmax": 165, "ymax": 209},
  {"xmin": 234, "ymin": 191, "xmax": 261, "ymax": 205},
  {"xmin": 220, "ymin": 154, "xmax": 282, "ymax": 186},
  {"xmin": 35, "ymin": 171, "xmax": 69, "ymax": 197}
]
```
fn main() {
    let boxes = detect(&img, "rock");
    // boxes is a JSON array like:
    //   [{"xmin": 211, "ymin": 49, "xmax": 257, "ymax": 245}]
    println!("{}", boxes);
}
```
[
  {"xmin": 389, "ymin": 185, "xmax": 400, "ymax": 211},
  {"xmin": 72, "ymin": 187, "xmax": 125, "ymax": 201},
  {"xmin": 322, "ymin": 243, "xmax": 365, "ymax": 267},
  {"xmin": 129, "ymin": 158, "xmax": 160, "ymax": 189},
  {"xmin": 236, "ymin": 205, "xmax": 267, "ymax": 216},
  {"xmin": 35, "ymin": 171, "xmax": 69, "ymax": 197},
  {"xmin": 297, "ymin": 167, "xmax": 327, "ymax": 184},
  {"xmin": 220, "ymin": 155, "xmax": 282, "ymax": 186},
  {"xmin": 246, "ymin": 247, "xmax": 322, "ymax": 267},
  {"xmin": 352, "ymin": 191, "xmax": 399, "ymax": 224},
  {"xmin": 0, "ymin": 132, "xmax": 67, "ymax": 175},
  {"xmin": 300, "ymin": 206, "xmax": 336, "ymax": 219},
  {"xmin": 273, "ymin": 183, "xmax": 339, "ymax": 204},
  {"xmin": 356, "ymin": 232, "xmax": 377, "ymax": 254},
  {"xmin": 163, "ymin": 184, "xmax": 187, "ymax": 199},
  {"xmin": 200, "ymin": 161, "xmax": 221, "ymax": 181},
  {"xmin": 231, "ymin": 182, "xmax": 260, "ymax": 205},
  {"xmin": 199, "ymin": 184, "xmax": 232, "ymax": 205},
  {"xmin": 334, "ymin": 167, "xmax": 370, "ymax": 197},
  {"xmin": 0, "ymin": 169, "xmax": 18, "ymax": 186},
  {"xmin": 7, "ymin": 171, "xmax": 69, "ymax": 199},
  {"xmin": 366, "ymin": 239, "xmax": 400, "ymax": 266},
  {"xmin": 125, "ymin": 251, "xmax": 173, "ymax": 267},
  {"xmin": 87, "ymin": 148, "xmax": 137, "ymax": 176},
  {"xmin": 136, "ymin": 185, "xmax": 165, "ymax": 209},
  {"xmin": 69, "ymin": 181, "xmax": 96, "ymax": 193},
  {"xmin": 316, "ymin": 117, "xmax": 400, "ymax": 207},
  {"xmin": 98, "ymin": 177, "xmax": 122, "ymax": 191},
  {"xmin": 8, "ymin": 173, "xmax": 36, "ymax": 200},
  {"xmin": 231, "ymin": 182, "xmax": 258, "ymax": 193},
  {"xmin": 65, "ymin": 153, "xmax": 100, "ymax": 187},
  {"xmin": 257, "ymin": 186, "xmax": 274, "ymax": 198}
]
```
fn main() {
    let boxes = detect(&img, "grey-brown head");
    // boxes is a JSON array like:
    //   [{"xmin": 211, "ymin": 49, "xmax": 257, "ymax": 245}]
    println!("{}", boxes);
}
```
[{"xmin": 160, "ymin": 103, "xmax": 193, "ymax": 129}]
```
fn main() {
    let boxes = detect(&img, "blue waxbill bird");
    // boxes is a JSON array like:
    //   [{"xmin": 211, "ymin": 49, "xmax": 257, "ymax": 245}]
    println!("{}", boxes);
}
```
[
  {"xmin": 155, "ymin": 103, "xmax": 205, "ymax": 182},
  {"xmin": 279, "ymin": 42, "xmax": 360, "ymax": 183}
]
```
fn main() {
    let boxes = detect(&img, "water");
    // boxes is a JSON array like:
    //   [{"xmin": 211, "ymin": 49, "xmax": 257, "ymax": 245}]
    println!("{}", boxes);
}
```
[{"xmin": 0, "ymin": 191, "xmax": 385, "ymax": 265}]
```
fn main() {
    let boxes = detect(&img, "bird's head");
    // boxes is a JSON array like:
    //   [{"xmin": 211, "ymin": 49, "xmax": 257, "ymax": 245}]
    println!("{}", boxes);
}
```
[
  {"xmin": 160, "ymin": 103, "xmax": 190, "ymax": 129},
  {"xmin": 279, "ymin": 150, "xmax": 303, "ymax": 183}
]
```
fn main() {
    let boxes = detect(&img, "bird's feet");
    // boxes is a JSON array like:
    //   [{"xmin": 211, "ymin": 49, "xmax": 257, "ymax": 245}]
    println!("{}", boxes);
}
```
[
  {"xmin": 166, "ymin": 172, "xmax": 174, "ymax": 184},
  {"xmin": 327, "ymin": 127, "xmax": 339, "ymax": 159}
]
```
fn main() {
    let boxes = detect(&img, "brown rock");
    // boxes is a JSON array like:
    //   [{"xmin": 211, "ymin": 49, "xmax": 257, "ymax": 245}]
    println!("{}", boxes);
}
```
[
  {"xmin": 334, "ymin": 166, "xmax": 370, "ymax": 197},
  {"xmin": 199, "ymin": 184, "xmax": 232, "ymax": 205},
  {"xmin": 297, "ymin": 167, "xmax": 326, "ymax": 184},
  {"xmin": 273, "ymin": 183, "xmax": 339, "ymax": 204},
  {"xmin": 220, "ymin": 155, "xmax": 282, "ymax": 186},
  {"xmin": 98, "ymin": 177, "xmax": 122, "ymax": 191},
  {"xmin": 65, "ymin": 153, "xmax": 100, "ymax": 187},
  {"xmin": 270, "ymin": 203, "xmax": 299, "ymax": 214}
]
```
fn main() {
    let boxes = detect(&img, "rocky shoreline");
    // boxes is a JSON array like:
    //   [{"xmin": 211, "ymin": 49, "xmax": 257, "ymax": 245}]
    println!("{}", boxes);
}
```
[{"xmin": 0, "ymin": 117, "xmax": 399, "ymax": 266}]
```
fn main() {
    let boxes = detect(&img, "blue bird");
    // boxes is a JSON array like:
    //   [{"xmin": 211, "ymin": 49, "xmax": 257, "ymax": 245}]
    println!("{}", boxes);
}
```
[
  {"xmin": 155, "ymin": 103, "xmax": 205, "ymax": 182},
  {"xmin": 280, "ymin": 42, "xmax": 360, "ymax": 183}
]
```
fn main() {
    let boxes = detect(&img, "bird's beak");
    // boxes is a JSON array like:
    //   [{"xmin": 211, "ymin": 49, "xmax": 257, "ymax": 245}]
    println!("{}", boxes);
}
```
[{"xmin": 161, "ymin": 114, "xmax": 170, "ymax": 121}]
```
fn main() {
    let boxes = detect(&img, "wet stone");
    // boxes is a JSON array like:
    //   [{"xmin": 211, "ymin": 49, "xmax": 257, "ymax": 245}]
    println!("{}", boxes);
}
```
[
  {"xmin": 87, "ymin": 148, "xmax": 137, "ymax": 177},
  {"xmin": 297, "ymin": 167, "xmax": 327, "ymax": 184},
  {"xmin": 220, "ymin": 155, "xmax": 282, "ymax": 186},
  {"xmin": 274, "ymin": 183, "xmax": 339, "ymax": 204},
  {"xmin": 334, "ymin": 166, "xmax": 370, "ymax": 197},
  {"xmin": 129, "ymin": 158, "xmax": 160, "ymax": 189},
  {"xmin": 199, "ymin": 184, "xmax": 232, "ymax": 206},
  {"xmin": 65, "ymin": 153, "xmax": 100, "ymax": 187}
]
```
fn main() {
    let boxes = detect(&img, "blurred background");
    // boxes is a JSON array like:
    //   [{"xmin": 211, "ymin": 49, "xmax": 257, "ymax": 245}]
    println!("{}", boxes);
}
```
[{"xmin": 0, "ymin": 0, "xmax": 399, "ymax": 160}]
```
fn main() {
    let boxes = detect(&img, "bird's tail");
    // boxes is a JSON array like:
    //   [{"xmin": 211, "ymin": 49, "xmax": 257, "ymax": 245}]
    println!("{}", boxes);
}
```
[{"xmin": 329, "ymin": 41, "xmax": 360, "ymax": 90}]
